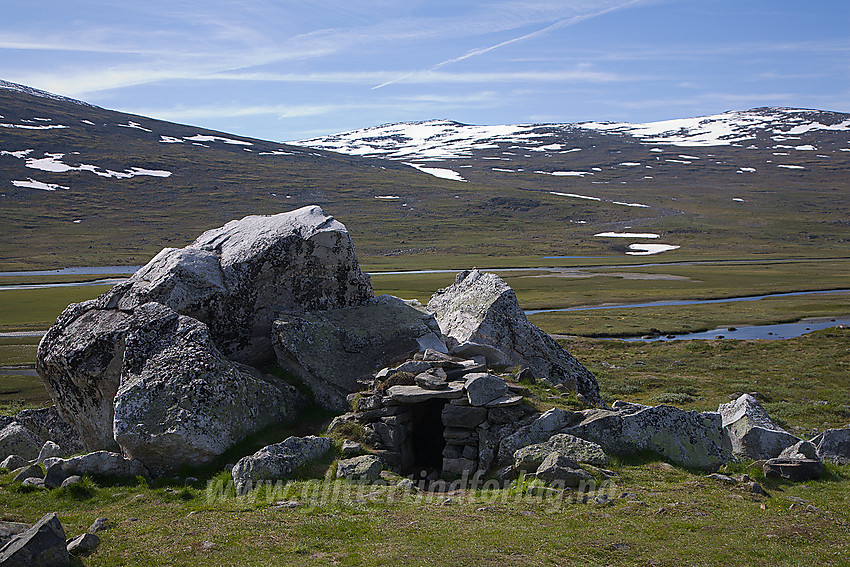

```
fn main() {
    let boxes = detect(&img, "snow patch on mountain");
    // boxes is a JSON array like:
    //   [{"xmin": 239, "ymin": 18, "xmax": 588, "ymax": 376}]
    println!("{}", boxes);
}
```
[
  {"xmin": 404, "ymin": 162, "xmax": 467, "ymax": 182},
  {"xmin": 11, "ymin": 178, "xmax": 69, "ymax": 191}
]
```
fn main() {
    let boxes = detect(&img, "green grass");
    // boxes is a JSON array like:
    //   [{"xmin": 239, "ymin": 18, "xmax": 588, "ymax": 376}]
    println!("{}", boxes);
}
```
[
  {"xmin": 1, "ymin": 457, "xmax": 848, "ymax": 566},
  {"xmin": 0, "ymin": 285, "xmax": 113, "ymax": 331}
]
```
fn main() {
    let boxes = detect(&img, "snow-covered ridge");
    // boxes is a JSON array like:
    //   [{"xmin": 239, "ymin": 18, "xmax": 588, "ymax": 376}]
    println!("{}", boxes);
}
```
[
  {"xmin": 0, "ymin": 79, "xmax": 95, "ymax": 108},
  {"xmin": 293, "ymin": 108, "xmax": 850, "ymax": 160}
]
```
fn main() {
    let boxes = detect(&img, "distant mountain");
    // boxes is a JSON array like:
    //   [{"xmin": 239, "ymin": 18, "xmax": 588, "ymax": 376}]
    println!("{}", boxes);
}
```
[
  {"xmin": 293, "ymin": 108, "xmax": 850, "ymax": 183},
  {"xmin": 1, "ymin": 81, "xmax": 848, "ymax": 269}
]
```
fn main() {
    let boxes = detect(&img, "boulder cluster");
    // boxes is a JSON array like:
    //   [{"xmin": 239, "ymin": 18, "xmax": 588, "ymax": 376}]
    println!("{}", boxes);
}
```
[
  {"xmin": 1, "ymin": 205, "xmax": 847, "ymax": 494},
  {"xmin": 22, "ymin": 206, "xmax": 600, "ymax": 477}
]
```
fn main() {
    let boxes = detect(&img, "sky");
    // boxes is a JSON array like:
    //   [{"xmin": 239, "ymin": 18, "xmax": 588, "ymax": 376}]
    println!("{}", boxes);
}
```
[{"xmin": 1, "ymin": 0, "xmax": 848, "ymax": 142}]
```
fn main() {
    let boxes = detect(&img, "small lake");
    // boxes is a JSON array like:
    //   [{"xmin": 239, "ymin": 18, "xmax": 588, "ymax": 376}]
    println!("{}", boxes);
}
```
[{"xmin": 616, "ymin": 317, "xmax": 850, "ymax": 342}]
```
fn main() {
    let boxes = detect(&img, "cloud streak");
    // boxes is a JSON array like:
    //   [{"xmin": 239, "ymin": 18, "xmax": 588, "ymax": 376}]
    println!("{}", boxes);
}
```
[{"xmin": 372, "ymin": 0, "xmax": 647, "ymax": 89}]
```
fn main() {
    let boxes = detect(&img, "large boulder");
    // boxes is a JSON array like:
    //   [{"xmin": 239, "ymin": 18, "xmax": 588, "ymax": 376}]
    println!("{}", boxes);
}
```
[
  {"xmin": 0, "ymin": 513, "xmax": 69, "ymax": 567},
  {"xmin": 426, "ymin": 270, "xmax": 601, "ymax": 405},
  {"xmin": 232, "ymin": 436, "xmax": 331, "ymax": 493},
  {"xmin": 97, "ymin": 205, "xmax": 373, "ymax": 365},
  {"xmin": 36, "ymin": 207, "xmax": 370, "ymax": 459},
  {"xmin": 113, "ymin": 303, "xmax": 307, "ymax": 473},
  {"xmin": 36, "ymin": 300, "xmax": 134, "ymax": 450},
  {"xmin": 718, "ymin": 394, "xmax": 800, "ymax": 459},
  {"xmin": 565, "ymin": 403, "xmax": 730, "ymax": 470},
  {"xmin": 810, "ymin": 426, "xmax": 850, "ymax": 465},
  {"xmin": 273, "ymin": 295, "xmax": 445, "ymax": 410},
  {"xmin": 0, "ymin": 423, "xmax": 42, "ymax": 462}
]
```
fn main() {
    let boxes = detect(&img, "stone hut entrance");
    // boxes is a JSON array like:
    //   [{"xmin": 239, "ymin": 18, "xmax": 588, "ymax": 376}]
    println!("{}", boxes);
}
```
[{"xmin": 409, "ymin": 399, "xmax": 447, "ymax": 471}]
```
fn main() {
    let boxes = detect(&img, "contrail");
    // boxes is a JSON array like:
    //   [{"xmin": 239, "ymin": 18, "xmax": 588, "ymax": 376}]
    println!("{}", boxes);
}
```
[{"xmin": 372, "ymin": 1, "xmax": 645, "ymax": 90}]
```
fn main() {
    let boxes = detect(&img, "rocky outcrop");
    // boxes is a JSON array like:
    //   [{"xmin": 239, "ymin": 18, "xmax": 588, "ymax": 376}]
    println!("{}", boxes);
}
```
[
  {"xmin": 231, "ymin": 436, "xmax": 331, "ymax": 492},
  {"xmin": 565, "ymin": 403, "xmax": 729, "ymax": 470},
  {"xmin": 427, "ymin": 270, "xmax": 601, "ymax": 405},
  {"xmin": 719, "ymin": 394, "xmax": 800, "ymax": 459},
  {"xmin": 273, "ymin": 295, "xmax": 444, "ymax": 410},
  {"xmin": 810, "ymin": 426, "xmax": 850, "ymax": 464},
  {"xmin": 0, "ymin": 513, "xmax": 69, "ymax": 567},
  {"xmin": 97, "ymin": 206, "xmax": 373, "ymax": 365},
  {"xmin": 36, "ymin": 207, "xmax": 366, "ymax": 468},
  {"xmin": 112, "ymin": 303, "xmax": 306, "ymax": 473}
]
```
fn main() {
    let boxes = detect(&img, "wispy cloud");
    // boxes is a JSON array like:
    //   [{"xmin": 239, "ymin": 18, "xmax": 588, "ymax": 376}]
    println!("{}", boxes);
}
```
[{"xmin": 372, "ymin": 0, "xmax": 647, "ymax": 89}]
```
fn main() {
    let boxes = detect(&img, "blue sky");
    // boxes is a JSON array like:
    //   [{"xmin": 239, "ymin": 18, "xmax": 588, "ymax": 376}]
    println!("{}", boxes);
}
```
[{"xmin": 2, "ymin": 0, "xmax": 848, "ymax": 141}]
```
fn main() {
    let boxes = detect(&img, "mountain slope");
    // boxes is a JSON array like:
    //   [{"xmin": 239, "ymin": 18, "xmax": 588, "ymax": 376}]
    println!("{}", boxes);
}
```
[{"xmin": 1, "ymin": 81, "xmax": 848, "ymax": 270}]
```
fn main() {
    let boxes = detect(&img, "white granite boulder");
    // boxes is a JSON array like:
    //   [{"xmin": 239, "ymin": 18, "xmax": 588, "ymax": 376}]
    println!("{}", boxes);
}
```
[
  {"xmin": 113, "ymin": 303, "xmax": 307, "ymax": 473},
  {"xmin": 427, "ymin": 270, "xmax": 601, "ymax": 405},
  {"xmin": 718, "ymin": 394, "xmax": 801, "ymax": 460}
]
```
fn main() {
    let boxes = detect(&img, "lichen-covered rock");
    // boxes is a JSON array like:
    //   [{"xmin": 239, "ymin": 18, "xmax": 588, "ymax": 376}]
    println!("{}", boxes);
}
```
[
  {"xmin": 273, "ymin": 295, "xmax": 445, "ymax": 410},
  {"xmin": 534, "ymin": 452, "xmax": 593, "ymax": 487},
  {"xmin": 0, "ymin": 513, "xmax": 69, "ymax": 567},
  {"xmin": 232, "ymin": 436, "xmax": 331, "ymax": 493},
  {"xmin": 12, "ymin": 464, "xmax": 44, "ymax": 484},
  {"xmin": 464, "ymin": 373, "xmax": 508, "ymax": 407},
  {"xmin": 36, "ymin": 441, "xmax": 62, "ymax": 464},
  {"xmin": 112, "ymin": 303, "xmax": 306, "ymax": 473},
  {"xmin": 36, "ymin": 300, "xmax": 134, "ymax": 450},
  {"xmin": 779, "ymin": 440, "xmax": 819, "ymax": 461},
  {"xmin": 66, "ymin": 532, "xmax": 100, "ymax": 556},
  {"xmin": 1, "ymin": 454, "xmax": 28, "ymax": 471},
  {"xmin": 100, "ymin": 205, "xmax": 374, "ymax": 365},
  {"xmin": 13, "ymin": 407, "xmax": 84, "ymax": 457},
  {"xmin": 719, "ymin": 394, "xmax": 800, "ymax": 459},
  {"xmin": 513, "ymin": 433, "xmax": 608, "ymax": 472},
  {"xmin": 427, "ymin": 270, "xmax": 601, "ymax": 405},
  {"xmin": 37, "ymin": 206, "xmax": 371, "ymax": 451},
  {"xmin": 52, "ymin": 451, "xmax": 148, "ymax": 478},
  {"xmin": 0, "ymin": 423, "xmax": 42, "ymax": 461},
  {"xmin": 497, "ymin": 408, "xmax": 576, "ymax": 464},
  {"xmin": 810, "ymin": 426, "xmax": 850, "ymax": 464},
  {"xmin": 565, "ymin": 403, "xmax": 730, "ymax": 470},
  {"xmin": 336, "ymin": 455, "xmax": 383, "ymax": 482}
]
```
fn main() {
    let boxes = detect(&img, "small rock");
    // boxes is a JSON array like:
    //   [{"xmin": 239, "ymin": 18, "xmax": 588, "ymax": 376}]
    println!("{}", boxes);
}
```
[
  {"xmin": 516, "ymin": 367, "xmax": 536, "ymax": 385},
  {"xmin": 336, "ymin": 455, "xmax": 383, "ymax": 483},
  {"xmin": 465, "ymin": 373, "xmax": 508, "ymax": 407},
  {"xmin": 1, "ymin": 454, "xmax": 28, "ymax": 471},
  {"xmin": 341, "ymin": 440, "xmax": 362, "ymax": 457},
  {"xmin": 763, "ymin": 458, "xmax": 823, "ymax": 481},
  {"xmin": 44, "ymin": 463, "xmax": 70, "ymax": 489},
  {"xmin": 37, "ymin": 441, "xmax": 63, "ymax": 464},
  {"xmin": 13, "ymin": 464, "xmax": 44, "ymax": 484},
  {"xmin": 707, "ymin": 473, "xmax": 736, "ymax": 484},
  {"xmin": 749, "ymin": 482, "xmax": 769, "ymax": 496},
  {"xmin": 21, "ymin": 477, "xmax": 47, "ymax": 489},
  {"xmin": 60, "ymin": 475, "xmax": 83, "ymax": 488},
  {"xmin": 67, "ymin": 532, "xmax": 100, "ymax": 556},
  {"xmin": 88, "ymin": 518, "xmax": 109, "ymax": 533}
]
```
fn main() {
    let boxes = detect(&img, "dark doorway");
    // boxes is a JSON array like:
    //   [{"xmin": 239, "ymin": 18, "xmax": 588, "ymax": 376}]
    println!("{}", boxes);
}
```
[{"xmin": 409, "ymin": 399, "xmax": 447, "ymax": 471}]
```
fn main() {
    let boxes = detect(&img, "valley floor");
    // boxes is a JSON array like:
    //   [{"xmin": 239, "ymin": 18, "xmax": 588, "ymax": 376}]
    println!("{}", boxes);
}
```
[{"xmin": 1, "ymin": 255, "xmax": 848, "ymax": 565}]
